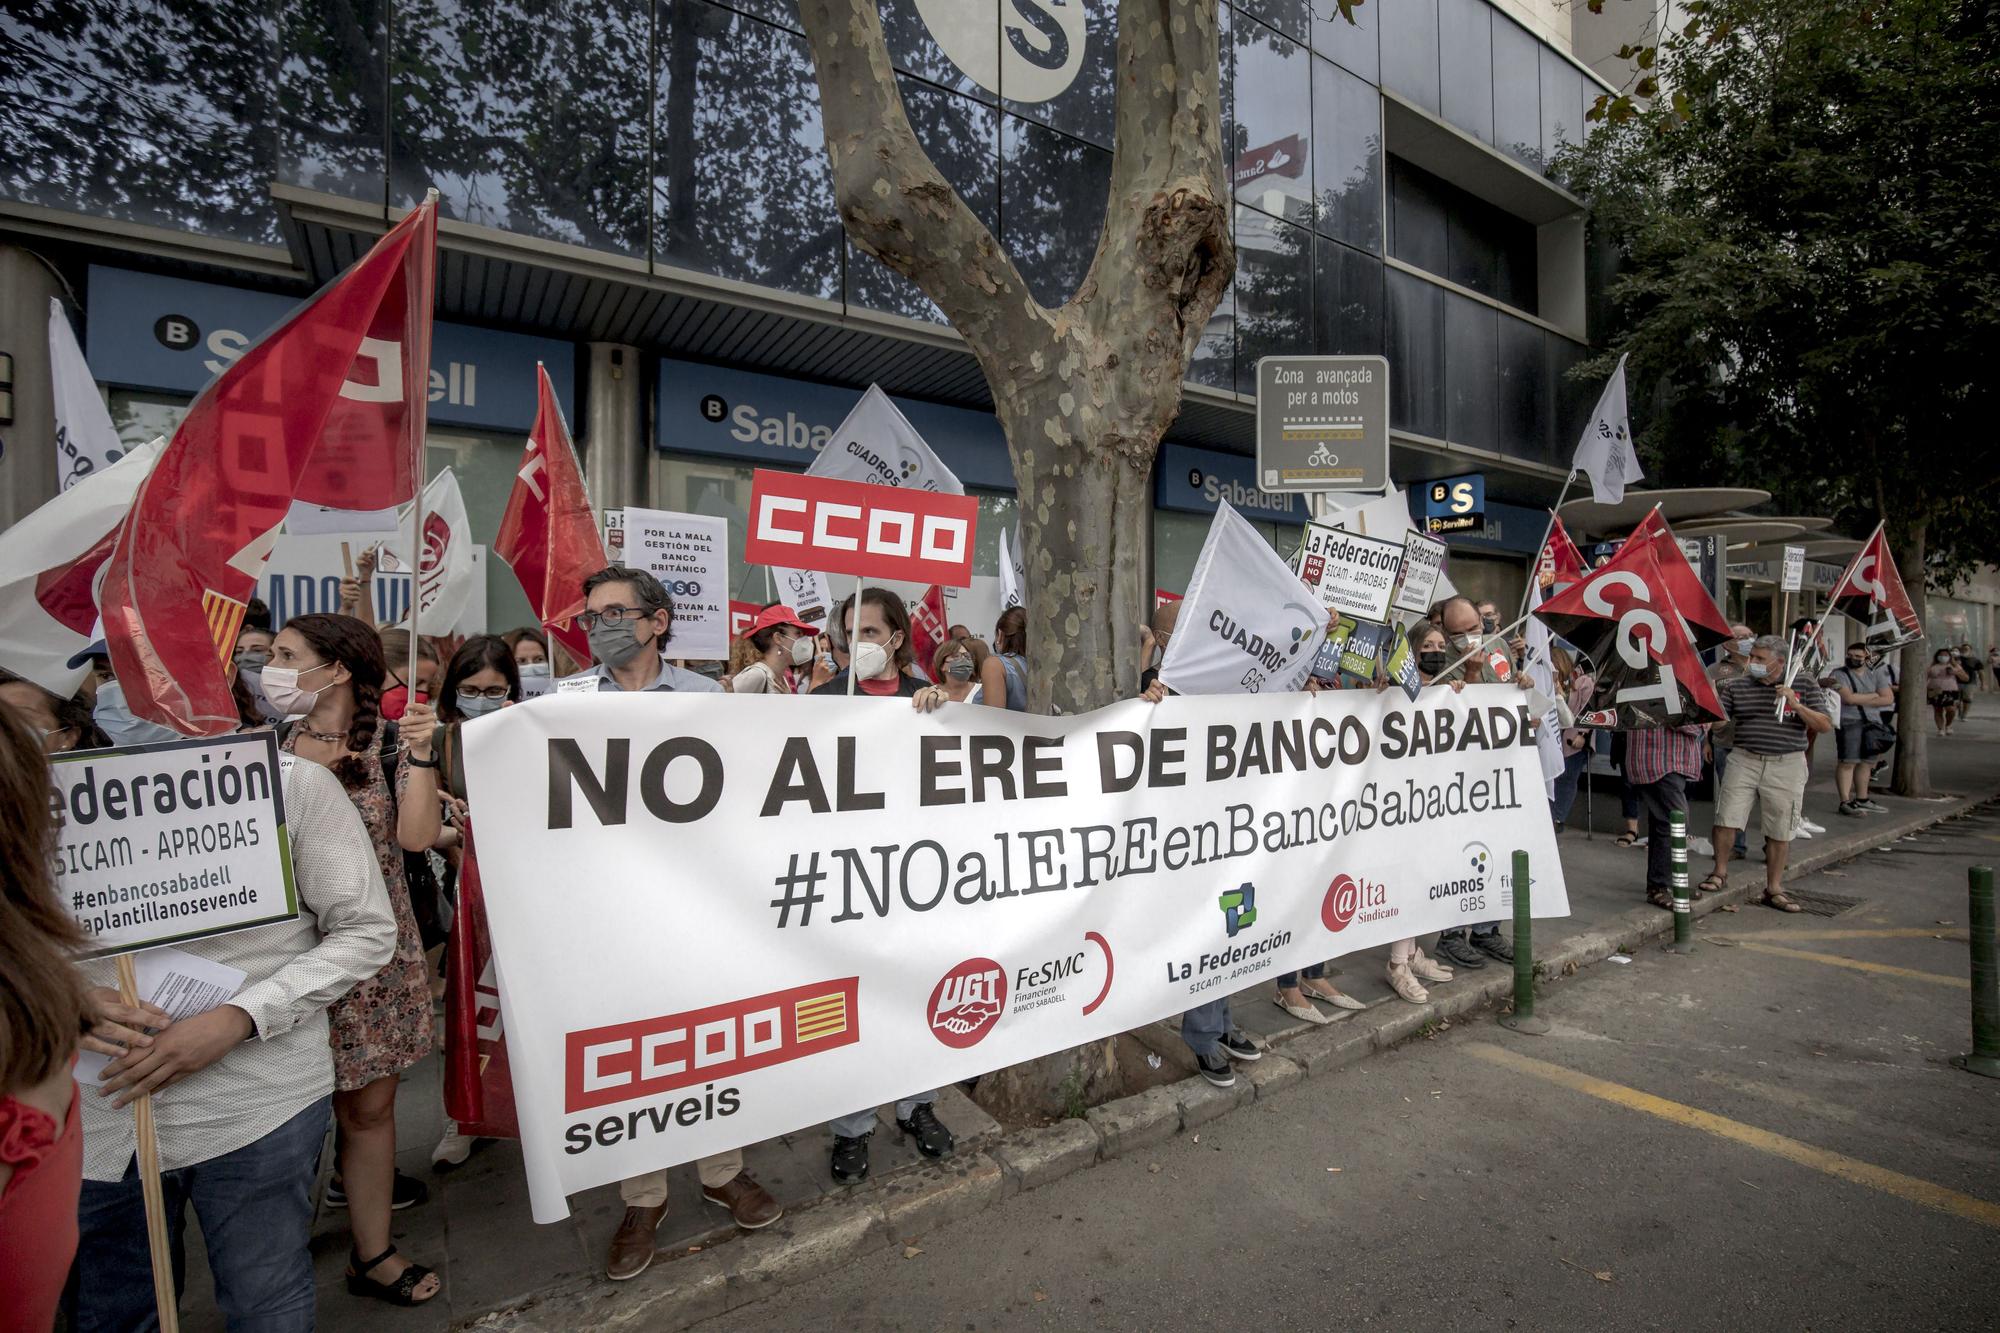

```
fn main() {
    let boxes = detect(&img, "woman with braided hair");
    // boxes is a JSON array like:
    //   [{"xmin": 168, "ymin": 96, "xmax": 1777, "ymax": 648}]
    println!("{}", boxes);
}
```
[{"xmin": 263, "ymin": 613, "xmax": 441, "ymax": 1306}]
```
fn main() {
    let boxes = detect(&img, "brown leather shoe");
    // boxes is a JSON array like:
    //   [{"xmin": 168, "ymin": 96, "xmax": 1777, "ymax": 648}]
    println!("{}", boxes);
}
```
[
  {"xmin": 700, "ymin": 1172, "xmax": 783, "ymax": 1230},
  {"xmin": 605, "ymin": 1204, "xmax": 666, "ymax": 1281}
]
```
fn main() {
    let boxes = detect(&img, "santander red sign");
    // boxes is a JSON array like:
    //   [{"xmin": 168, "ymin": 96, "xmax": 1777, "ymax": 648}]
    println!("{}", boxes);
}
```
[{"xmin": 744, "ymin": 468, "xmax": 979, "ymax": 587}]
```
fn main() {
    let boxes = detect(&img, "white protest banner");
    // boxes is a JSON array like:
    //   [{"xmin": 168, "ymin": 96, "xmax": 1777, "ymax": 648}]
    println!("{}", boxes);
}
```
[
  {"xmin": 618, "ymin": 507, "xmax": 730, "ymax": 660},
  {"xmin": 1294, "ymin": 522, "xmax": 1403, "ymax": 623},
  {"xmin": 772, "ymin": 566, "xmax": 836, "ymax": 629},
  {"xmin": 1159, "ymin": 500, "xmax": 1327, "ymax": 695},
  {"xmin": 386, "ymin": 469, "xmax": 477, "ymax": 634},
  {"xmin": 50, "ymin": 297, "xmax": 127, "ymax": 490},
  {"xmin": 462, "ymin": 686, "xmax": 1568, "ymax": 1220},
  {"xmin": 50, "ymin": 735, "xmax": 298, "ymax": 958},
  {"xmin": 807, "ymin": 384, "xmax": 965, "ymax": 495},
  {"xmin": 1392, "ymin": 531, "xmax": 1449, "ymax": 616},
  {"xmin": 1781, "ymin": 545, "xmax": 1805, "ymax": 594}
]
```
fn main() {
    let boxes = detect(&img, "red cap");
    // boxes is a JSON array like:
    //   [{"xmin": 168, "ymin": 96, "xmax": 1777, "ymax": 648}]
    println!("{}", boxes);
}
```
[{"xmin": 746, "ymin": 604, "xmax": 815, "ymax": 636}]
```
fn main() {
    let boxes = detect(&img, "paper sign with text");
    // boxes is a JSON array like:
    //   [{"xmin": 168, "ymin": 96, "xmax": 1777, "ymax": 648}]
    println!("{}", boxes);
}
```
[
  {"xmin": 1295, "ymin": 523, "xmax": 1404, "ymax": 623},
  {"xmin": 619, "ymin": 508, "xmax": 730, "ymax": 660},
  {"xmin": 744, "ymin": 469, "xmax": 979, "ymax": 588},
  {"xmin": 1392, "ymin": 531, "xmax": 1449, "ymax": 616},
  {"xmin": 51, "ymin": 735, "xmax": 297, "ymax": 958}
]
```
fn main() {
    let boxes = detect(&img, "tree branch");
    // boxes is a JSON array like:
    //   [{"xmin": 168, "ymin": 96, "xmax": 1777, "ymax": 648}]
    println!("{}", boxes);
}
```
[{"xmin": 796, "ymin": 0, "xmax": 1043, "ymax": 375}]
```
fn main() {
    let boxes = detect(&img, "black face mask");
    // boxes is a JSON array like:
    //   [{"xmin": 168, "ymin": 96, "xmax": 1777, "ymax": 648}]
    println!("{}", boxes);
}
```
[{"xmin": 1417, "ymin": 651, "xmax": 1449, "ymax": 677}]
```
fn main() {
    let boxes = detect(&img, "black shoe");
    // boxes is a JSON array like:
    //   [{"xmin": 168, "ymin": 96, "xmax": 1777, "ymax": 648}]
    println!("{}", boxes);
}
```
[
  {"xmin": 1838, "ymin": 800, "xmax": 1864, "ymax": 817},
  {"xmin": 326, "ymin": 1169, "xmax": 429, "ymax": 1211},
  {"xmin": 1432, "ymin": 932, "xmax": 1487, "ymax": 969},
  {"xmin": 896, "ymin": 1102, "xmax": 954, "ymax": 1159},
  {"xmin": 1196, "ymin": 1051, "xmax": 1236, "ymax": 1087},
  {"xmin": 1220, "ymin": 1030, "xmax": 1262, "ymax": 1061},
  {"xmin": 1857, "ymin": 798, "xmax": 1888, "ymax": 813},
  {"xmin": 830, "ymin": 1131, "xmax": 871, "ymax": 1184},
  {"xmin": 1471, "ymin": 931, "xmax": 1514, "ymax": 963}
]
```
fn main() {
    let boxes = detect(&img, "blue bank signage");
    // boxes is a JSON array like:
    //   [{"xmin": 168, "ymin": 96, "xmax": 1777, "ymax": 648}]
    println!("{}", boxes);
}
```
[
  {"xmin": 85, "ymin": 266, "xmax": 575, "ymax": 432},
  {"xmin": 1420, "ymin": 473, "xmax": 1485, "ymax": 535},
  {"xmin": 1155, "ymin": 443, "xmax": 1307, "ymax": 526},
  {"xmin": 657, "ymin": 357, "xmax": 1017, "ymax": 492}
]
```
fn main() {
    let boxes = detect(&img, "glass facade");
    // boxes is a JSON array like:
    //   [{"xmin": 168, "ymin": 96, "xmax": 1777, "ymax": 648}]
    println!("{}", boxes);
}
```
[{"xmin": 1, "ymin": 1, "xmax": 1604, "ymax": 473}]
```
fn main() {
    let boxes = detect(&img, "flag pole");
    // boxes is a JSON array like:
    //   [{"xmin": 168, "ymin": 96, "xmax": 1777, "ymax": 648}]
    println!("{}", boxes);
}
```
[
  {"xmin": 847, "ymin": 576, "xmax": 862, "ymax": 695},
  {"xmin": 1516, "ymin": 469, "xmax": 1580, "ymax": 620},
  {"xmin": 117, "ymin": 953, "xmax": 180, "ymax": 1333},
  {"xmin": 405, "ymin": 191, "xmax": 439, "ymax": 697}
]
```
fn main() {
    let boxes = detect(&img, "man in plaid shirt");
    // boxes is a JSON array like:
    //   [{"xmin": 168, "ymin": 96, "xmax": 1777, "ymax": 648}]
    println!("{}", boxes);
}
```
[{"xmin": 1622, "ymin": 721, "xmax": 1708, "ymax": 908}]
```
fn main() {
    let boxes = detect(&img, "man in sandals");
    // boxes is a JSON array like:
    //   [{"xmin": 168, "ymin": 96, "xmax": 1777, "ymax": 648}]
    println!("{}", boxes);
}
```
[{"xmin": 1706, "ymin": 636, "xmax": 1833, "ymax": 912}]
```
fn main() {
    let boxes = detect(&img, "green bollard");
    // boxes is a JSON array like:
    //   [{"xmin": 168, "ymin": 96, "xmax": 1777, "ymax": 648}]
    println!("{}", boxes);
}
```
[
  {"xmin": 1498, "ymin": 849, "xmax": 1550, "ymax": 1036},
  {"xmin": 1663, "ymin": 809, "xmax": 1696, "ymax": 955},
  {"xmin": 1953, "ymin": 866, "xmax": 2000, "ymax": 1079}
]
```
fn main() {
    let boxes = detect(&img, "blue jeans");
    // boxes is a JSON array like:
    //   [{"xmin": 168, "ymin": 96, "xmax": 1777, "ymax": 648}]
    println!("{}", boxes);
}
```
[
  {"xmin": 1276, "ymin": 962, "xmax": 1325, "ymax": 988},
  {"xmin": 829, "ymin": 1092, "xmax": 935, "ymax": 1139},
  {"xmin": 1551, "ymin": 748, "xmax": 1588, "ymax": 827},
  {"xmin": 66, "ymin": 1094, "xmax": 330, "ymax": 1333},
  {"xmin": 1180, "ymin": 998, "xmax": 1235, "ymax": 1059}
]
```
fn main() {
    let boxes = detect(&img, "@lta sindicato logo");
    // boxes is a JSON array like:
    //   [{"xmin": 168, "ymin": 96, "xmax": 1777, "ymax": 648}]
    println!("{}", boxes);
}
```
[{"xmin": 914, "ymin": 0, "xmax": 1088, "ymax": 103}]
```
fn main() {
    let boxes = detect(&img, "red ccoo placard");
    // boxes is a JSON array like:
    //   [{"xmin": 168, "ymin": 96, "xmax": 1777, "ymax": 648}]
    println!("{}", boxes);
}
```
[{"xmin": 744, "ymin": 469, "xmax": 980, "ymax": 588}]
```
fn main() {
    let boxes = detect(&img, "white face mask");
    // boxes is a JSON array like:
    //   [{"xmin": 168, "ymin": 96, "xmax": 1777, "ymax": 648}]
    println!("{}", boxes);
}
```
[
  {"xmin": 1745, "ymin": 660, "xmax": 1770, "ymax": 679},
  {"xmin": 518, "ymin": 661, "xmax": 552, "ymax": 679},
  {"xmin": 1735, "ymin": 637, "xmax": 1755, "ymax": 655},
  {"xmin": 787, "ymin": 635, "xmax": 816, "ymax": 668},
  {"xmin": 260, "ymin": 661, "xmax": 332, "ymax": 717},
  {"xmin": 851, "ymin": 641, "xmax": 891, "ymax": 681}
]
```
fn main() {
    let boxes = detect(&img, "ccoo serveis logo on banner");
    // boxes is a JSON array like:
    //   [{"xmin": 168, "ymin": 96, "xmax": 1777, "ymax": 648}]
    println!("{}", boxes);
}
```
[{"xmin": 914, "ymin": 0, "xmax": 1088, "ymax": 103}]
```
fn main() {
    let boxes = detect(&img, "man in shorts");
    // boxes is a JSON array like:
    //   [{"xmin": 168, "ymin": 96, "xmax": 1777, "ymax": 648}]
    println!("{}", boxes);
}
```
[{"xmin": 1705, "ymin": 636, "xmax": 1833, "ymax": 912}]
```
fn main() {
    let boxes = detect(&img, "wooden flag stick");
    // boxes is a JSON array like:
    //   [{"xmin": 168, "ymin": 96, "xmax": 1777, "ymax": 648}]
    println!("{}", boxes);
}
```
[{"xmin": 116, "ymin": 952, "xmax": 181, "ymax": 1333}]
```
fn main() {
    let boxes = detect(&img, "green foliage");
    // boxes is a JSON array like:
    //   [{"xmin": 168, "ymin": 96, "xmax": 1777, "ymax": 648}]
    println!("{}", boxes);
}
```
[{"xmin": 1560, "ymin": 0, "xmax": 2000, "ymax": 587}]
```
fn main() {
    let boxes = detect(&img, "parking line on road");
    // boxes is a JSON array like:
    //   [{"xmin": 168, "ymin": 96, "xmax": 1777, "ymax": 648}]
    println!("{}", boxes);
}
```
[
  {"xmin": 1466, "ymin": 1043, "xmax": 2000, "ymax": 1229},
  {"xmin": 1728, "ymin": 928, "xmax": 1970, "ymax": 943},
  {"xmin": 1730, "ymin": 941, "xmax": 1968, "ymax": 988}
]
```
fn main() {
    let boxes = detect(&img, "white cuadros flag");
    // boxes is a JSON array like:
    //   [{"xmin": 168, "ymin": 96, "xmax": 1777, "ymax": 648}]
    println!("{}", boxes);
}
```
[
  {"xmin": 387, "ymin": 469, "xmax": 477, "ymax": 633},
  {"xmin": 0, "ymin": 436, "xmax": 165, "ymax": 696},
  {"xmin": 998, "ymin": 522, "xmax": 1026, "ymax": 610},
  {"xmin": 49, "ymin": 297, "xmax": 126, "ymax": 492},
  {"xmin": 1571, "ymin": 352, "xmax": 1641, "ymax": 505},
  {"xmin": 1158, "ymin": 499, "xmax": 1328, "ymax": 696},
  {"xmin": 806, "ymin": 384, "xmax": 964, "ymax": 495}
]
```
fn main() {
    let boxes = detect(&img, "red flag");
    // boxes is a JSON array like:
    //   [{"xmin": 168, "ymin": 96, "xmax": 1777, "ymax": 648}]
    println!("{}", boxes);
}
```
[
  {"xmin": 1535, "ymin": 514, "xmax": 1587, "ymax": 591},
  {"xmin": 909, "ymin": 585, "xmax": 949, "ymax": 675},
  {"xmin": 443, "ymin": 834, "xmax": 519, "ymax": 1139},
  {"xmin": 493, "ymin": 366, "xmax": 605, "ymax": 665},
  {"xmin": 1627, "ymin": 508, "xmax": 1733, "ymax": 650},
  {"xmin": 1827, "ymin": 525, "xmax": 1921, "ymax": 645},
  {"xmin": 102, "ymin": 201, "xmax": 438, "ymax": 734},
  {"xmin": 1535, "ymin": 539, "xmax": 1724, "ymax": 727}
]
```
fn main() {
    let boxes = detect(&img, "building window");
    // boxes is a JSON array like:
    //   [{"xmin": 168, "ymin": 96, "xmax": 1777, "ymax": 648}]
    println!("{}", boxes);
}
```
[
  {"xmin": 1311, "ymin": 56, "xmax": 1382, "ymax": 254},
  {"xmin": 1388, "ymin": 156, "xmax": 1538, "ymax": 315},
  {"xmin": 1232, "ymin": 13, "xmax": 1313, "ymax": 226},
  {"xmin": 1001, "ymin": 115, "xmax": 1113, "ymax": 309},
  {"xmin": 1234, "ymin": 205, "xmax": 1314, "ymax": 395},
  {"xmin": 1154, "ymin": 509, "xmax": 1289, "ymax": 597},
  {"xmin": 1378, "ymin": 0, "xmax": 1440, "ymax": 114},
  {"xmin": 1315, "ymin": 238, "xmax": 1385, "ymax": 357}
]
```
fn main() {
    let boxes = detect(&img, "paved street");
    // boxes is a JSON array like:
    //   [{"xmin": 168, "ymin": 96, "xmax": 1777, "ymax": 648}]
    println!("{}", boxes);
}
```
[{"xmin": 715, "ymin": 799, "xmax": 2000, "ymax": 1332}]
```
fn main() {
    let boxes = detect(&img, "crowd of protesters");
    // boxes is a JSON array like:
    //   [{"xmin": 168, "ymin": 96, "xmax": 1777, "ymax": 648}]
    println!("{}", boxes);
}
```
[{"xmin": 0, "ymin": 546, "xmax": 1983, "ymax": 1327}]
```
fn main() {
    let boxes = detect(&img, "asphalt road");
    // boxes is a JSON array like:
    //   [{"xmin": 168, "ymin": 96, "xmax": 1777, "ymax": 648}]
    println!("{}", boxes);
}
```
[{"xmin": 712, "ymin": 801, "xmax": 2000, "ymax": 1332}]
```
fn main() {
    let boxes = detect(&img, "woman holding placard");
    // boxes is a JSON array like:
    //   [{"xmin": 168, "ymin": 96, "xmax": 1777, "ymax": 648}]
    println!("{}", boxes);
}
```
[
  {"xmin": 1380, "ymin": 624, "xmax": 1463, "ymax": 1005},
  {"xmin": 265, "ymin": 613, "xmax": 441, "ymax": 1307}
]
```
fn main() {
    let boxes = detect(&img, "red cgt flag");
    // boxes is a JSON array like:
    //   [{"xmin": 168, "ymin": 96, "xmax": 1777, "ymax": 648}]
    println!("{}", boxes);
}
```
[
  {"xmin": 1536, "ymin": 514, "xmax": 1588, "ymax": 591},
  {"xmin": 1827, "ymin": 524, "xmax": 1922, "ymax": 646},
  {"xmin": 1627, "ymin": 508, "xmax": 1733, "ymax": 649},
  {"xmin": 1534, "ymin": 538, "xmax": 1724, "ymax": 728},
  {"xmin": 494, "ymin": 365, "xmax": 605, "ymax": 666},
  {"xmin": 101, "ymin": 201, "xmax": 438, "ymax": 734}
]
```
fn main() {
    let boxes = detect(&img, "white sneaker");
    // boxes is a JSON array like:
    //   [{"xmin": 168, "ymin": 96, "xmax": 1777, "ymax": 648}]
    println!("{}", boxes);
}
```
[
  {"xmin": 1386, "ymin": 960, "xmax": 1430, "ymax": 1004},
  {"xmin": 1408, "ymin": 948, "xmax": 1454, "ymax": 984},
  {"xmin": 432, "ymin": 1119, "xmax": 474, "ymax": 1170},
  {"xmin": 1801, "ymin": 818, "xmax": 1826, "ymax": 834},
  {"xmin": 1792, "ymin": 823, "xmax": 1814, "ymax": 839}
]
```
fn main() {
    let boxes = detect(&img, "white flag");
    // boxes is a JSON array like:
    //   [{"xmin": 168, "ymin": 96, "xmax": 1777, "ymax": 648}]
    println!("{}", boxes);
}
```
[
  {"xmin": 49, "ymin": 298, "xmax": 126, "ymax": 492},
  {"xmin": 1522, "ymin": 577, "xmax": 1567, "ymax": 800},
  {"xmin": 1571, "ymin": 353, "xmax": 1641, "ymax": 505},
  {"xmin": 806, "ymin": 384, "xmax": 964, "ymax": 495},
  {"xmin": 389, "ymin": 469, "xmax": 477, "ymax": 633},
  {"xmin": 998, "ymin": 522, "xmax": 1026, "ymax": 610},
  {"xmin": 0, "ymin": 437, "xmax": 165, "ymax": 696},
  {"xmin": 1159, "ymin": 500, "xmax": 1327, "ymax": 696}
]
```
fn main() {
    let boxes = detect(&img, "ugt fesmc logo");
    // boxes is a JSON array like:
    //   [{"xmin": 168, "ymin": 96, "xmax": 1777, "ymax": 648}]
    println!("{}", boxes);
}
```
[
  {"xmin": 743, "ymin": 468, "xmax": 980, "ymax": 588},
  {"xmin": 929, "ymin": 958, "xmax": 1007, "ymax": 1049},
  {"xmin": 564, "ymin": 978, "xmax": 859, "ymax": 1112}
]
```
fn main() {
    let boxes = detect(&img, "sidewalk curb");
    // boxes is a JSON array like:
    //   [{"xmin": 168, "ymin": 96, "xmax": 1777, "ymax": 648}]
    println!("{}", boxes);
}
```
[{"xmin": 459, "ymin": 788, "xmax": 1996, "ymax": 1332}]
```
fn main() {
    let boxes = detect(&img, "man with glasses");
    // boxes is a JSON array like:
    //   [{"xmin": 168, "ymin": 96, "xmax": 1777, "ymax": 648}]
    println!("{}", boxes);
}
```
[{"xmin": 544, "ymin": 566, "xmax": 785, "ymax": 1279}]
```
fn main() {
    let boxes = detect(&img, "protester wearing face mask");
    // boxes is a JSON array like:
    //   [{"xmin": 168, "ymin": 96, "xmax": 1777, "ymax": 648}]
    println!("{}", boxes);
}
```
[
  {"xmin": 1926, "ymin": 648, "xmax": 1968, "ymax": 736},
  {"xmin": 1373, "ymin": 624, "xmax": 1465, "ymax": 1003},
  {"xmin": 1831, "ymin": 644, "xmax": 1895, "ymax": 816},
  {"xmin": 812, "ymin": 591, "xmax": 956, "ymax": 1179},
  {"xmin": 1704, "ymin": 635, "xmax": 1832, "ymax": 911},
  {"xmin": 0, "ymin": 670, "xmax": 108, "ymax": 754},
  {"xmin": 376, "ymin": 628, "xmax": 440, "ymax": 722},
  {"xmin": 538, "ymin": 569, "xmax": 784, "ymax": 1277},
  {"xmin": 926, "ymin": 635, "xmax": 992, "ymax": 706},
  {"xmin": 1548, "ymin": 646, "xmax": 1597, "ymax": 832},
  {"xmin": 395, "ymin": 635, "xmax": 519, "ymax": 1170},
  {"xmin": 729, "ymin": 605, "xmax": 818, "ymax": 694},
  {"xmin": 266, "ymin": 614, "xmax": 442, "ymax": 1305},
  {"xmin": 1427, "ymin": 597, "xmax": 1518, "ymax": 970},
  {"xmin": 988, "ymin": 607, "xmax": 1031, "ymax": 710},
  {"xmin": 505, "ymin": 626, "xmax": 555, "ymax": 683},
  {"xmin": 1704, "ymin": 623, "xmax": 1756, "ymax": 860}
]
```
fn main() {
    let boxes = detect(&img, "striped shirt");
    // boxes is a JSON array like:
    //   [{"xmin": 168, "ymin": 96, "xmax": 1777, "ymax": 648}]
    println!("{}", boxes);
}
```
[
  {"xmin": 1621, "ymin": 723, "xmax": 1707, "ymax": 784},
  {"xmin": 77, "ymin": 757, "xmax": 397, "ymax": 1180},
  {"xmin": 1719, "ymin": 673, "xmax": 1826, "ymax": 756}
]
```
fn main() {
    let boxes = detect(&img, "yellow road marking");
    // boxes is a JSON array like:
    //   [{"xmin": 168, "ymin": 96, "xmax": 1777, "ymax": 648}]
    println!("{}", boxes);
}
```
[
  {"xmin": 1731, "ymin": 941, "xmax": 1968, "ymax": 988},
  {"xmin": 1466, "ymin": 1043, "xmax": 2000, "ymax": 1229},
  {"xmin": 1728, "ymin": 928, "xmax": 1970, "ymax": 943}
]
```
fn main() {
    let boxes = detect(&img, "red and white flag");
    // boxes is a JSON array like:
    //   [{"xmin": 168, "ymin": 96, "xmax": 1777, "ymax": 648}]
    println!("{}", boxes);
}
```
[
  {"xmin": 1535, "ymin": 514, "xmax": 1587, "ymax": 591},
  {"xmin": 494, "ymin": 365, "xmax": 605, "ymax": 666},
  {"xmin": 1827, "ymin": 524, "xmax": 1922, "ymax": 646},
  {"xmin": 100, "ymin": 200, "xmax": 438, "ymax": 734},
  {"xmin": 0, "ymin": 437, "xmax": 164, "ymax": 697},
  {"xmin": 909, "ymin": 585, "xmax": 950, "ymax": 676},
  {"xmin": 1627, "ymin": 508, "xmax": 1734, "ymax": 649},
  {"xmin": 1534, "ymin": 538, "xmax": 1724, "ymax": 728}
]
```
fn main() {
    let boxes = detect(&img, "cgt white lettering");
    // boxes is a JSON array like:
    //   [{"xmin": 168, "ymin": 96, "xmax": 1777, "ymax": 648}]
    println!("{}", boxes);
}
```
[{"xmin": 1580, "ymin": 568, "xmax": 1681, "ymax": 716}]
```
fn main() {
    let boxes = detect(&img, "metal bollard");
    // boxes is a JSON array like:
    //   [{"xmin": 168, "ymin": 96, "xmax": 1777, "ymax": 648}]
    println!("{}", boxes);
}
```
[
  {"xmin": 1499, "ymin": 850, "xmax": 1550, "ymax": 1036},
  {"xmin": 1664, "ymin": 809, "xmax": 1696, "ymax": 954},
  {"xmin": 1953, "ymin": 866, "xmax": 2000, "ymax": 1079}
]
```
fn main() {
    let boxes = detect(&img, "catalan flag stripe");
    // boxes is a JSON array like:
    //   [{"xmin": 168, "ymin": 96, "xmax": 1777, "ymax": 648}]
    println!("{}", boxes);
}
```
[
  {"xmin": 202, "ymin": 592, "xmax": 248, "ymax": 667},
  {"xmin": 794, "ymin": 993, "xmax": 848, "ymax": 1041}
]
